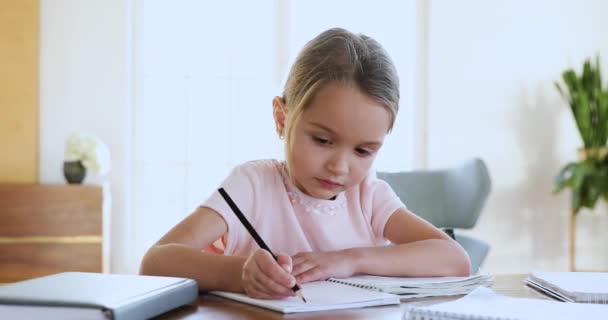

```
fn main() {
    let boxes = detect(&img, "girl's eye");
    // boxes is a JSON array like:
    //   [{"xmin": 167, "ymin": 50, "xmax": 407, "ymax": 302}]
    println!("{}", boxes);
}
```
[
  {"xmin": 355, "ymin": 148, "xmax": 372, "ymax": 156},
  {"xmin": 313, "ymin": 136, "xmax": 330, "ymax": 145}
]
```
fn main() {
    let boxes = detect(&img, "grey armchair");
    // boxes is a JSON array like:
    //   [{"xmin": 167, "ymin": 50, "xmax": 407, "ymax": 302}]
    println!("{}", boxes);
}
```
[{"xmin": 377, "ymin": 158, "xmax": 491, "ymax": 272}]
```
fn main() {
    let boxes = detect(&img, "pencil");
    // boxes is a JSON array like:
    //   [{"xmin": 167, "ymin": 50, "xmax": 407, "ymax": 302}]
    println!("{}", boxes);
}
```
[{"xmin": 218, "ymin": 187, "xmax": 306, "ymax": 303}]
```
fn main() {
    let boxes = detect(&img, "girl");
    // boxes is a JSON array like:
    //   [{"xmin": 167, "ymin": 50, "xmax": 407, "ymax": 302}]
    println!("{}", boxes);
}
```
[{"xmin": 140, "ymin": 28, "xmax": 470, "ymax": 300}]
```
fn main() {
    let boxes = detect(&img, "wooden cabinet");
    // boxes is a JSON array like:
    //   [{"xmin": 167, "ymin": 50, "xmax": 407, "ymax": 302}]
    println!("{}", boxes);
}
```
[{"xmin": 0, "ymin": 184, "xmax": 105, "ymax": 283}]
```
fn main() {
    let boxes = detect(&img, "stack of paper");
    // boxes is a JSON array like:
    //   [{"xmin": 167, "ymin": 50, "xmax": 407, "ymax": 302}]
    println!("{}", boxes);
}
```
[
  {"xmin": 328, "ymin": 273, "xmax": 494, "ymax": 300},
  {"xmin": 525, "ymin": 270, "xmax": 608, "ymax": 303},
  {"xmin": 404, "ymin": 286, "xmax": 608, "ymax": 320}
]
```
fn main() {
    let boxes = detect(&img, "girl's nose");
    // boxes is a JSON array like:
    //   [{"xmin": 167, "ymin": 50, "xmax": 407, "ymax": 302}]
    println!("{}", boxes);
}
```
[{"xmin": 326, "ymin": 153, "xmax": 349, "ymax": 176}]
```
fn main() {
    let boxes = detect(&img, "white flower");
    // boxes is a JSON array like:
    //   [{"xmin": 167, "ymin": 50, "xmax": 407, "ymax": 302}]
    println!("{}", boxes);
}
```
[{"xmin": 65, "ymin": 133, "xmax": 111, "ymax": 176}]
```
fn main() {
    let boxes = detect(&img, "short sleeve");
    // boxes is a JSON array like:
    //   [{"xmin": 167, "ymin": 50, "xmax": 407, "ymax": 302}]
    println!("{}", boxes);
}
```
[
  {"xmin": 364, "ymin": 176, "xmax": 405, "ymax": 243},
  {"xmin": 200, "ymin": 162, "xmax": 258, "ymax": 236}
]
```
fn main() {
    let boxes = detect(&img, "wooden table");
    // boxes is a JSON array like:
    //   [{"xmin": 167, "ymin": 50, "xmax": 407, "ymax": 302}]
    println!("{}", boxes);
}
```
[{"xmin": 160, "ymin": 274, "xmax": 548, "ymax": 319}]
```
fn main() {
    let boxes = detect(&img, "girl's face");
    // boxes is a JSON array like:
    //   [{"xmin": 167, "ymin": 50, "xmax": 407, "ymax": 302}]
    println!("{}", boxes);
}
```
[{"xmin": 287, "ymin": 82, "xmax": 391, "ymax": 200}]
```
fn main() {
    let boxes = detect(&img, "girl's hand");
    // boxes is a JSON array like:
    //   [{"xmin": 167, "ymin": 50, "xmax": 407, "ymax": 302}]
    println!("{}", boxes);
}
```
[
  {"xmin": 241, "ymin": 249, "xmax": 297, "ymax": 299},
  {"xmin": 291, "ymin": 250, "xmax": 357, "ymax": 284}
]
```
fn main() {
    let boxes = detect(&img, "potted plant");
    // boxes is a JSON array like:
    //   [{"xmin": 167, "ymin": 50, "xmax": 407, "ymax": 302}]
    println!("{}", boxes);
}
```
[
  {"xmin": 554, "ymin": 55, "xmax": 608, "ymax": 271},
  {"xmin": 554, "ymin": 55, "xmax": 608, "ymax": 213},
  {"xmin": 64, "ymin": 133, "xmax": 111, "ymax": 184}
]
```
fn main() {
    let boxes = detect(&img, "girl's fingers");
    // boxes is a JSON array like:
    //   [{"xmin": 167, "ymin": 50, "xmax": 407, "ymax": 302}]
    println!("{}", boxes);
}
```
[
  {"xmin": 275, "ymin": 254, "xmax": 293, "ymax": 273},
  {"xmin": 248, "ymin": 287, "xmax": 276, "ymax": 299},
  {"xmin": 292, "ymin": 259, "xmax": 316, "ymax": 277},
  {"xmin": 254, "ymin": 259, "xmax": 295, "ymax": 296},
  {"xmin": 254, "ymin": 273, "xmax": 293, "ymax": 297},
  {"xmin": 243, "ymin": 250, "xmax": 296, "ymax": 299},
  {"xmin": 256, "ymin": 252, "xmax": 296, "ymax": 288},
  {"xmin": 243, "ymin": 267, "xmax": 287, "ymax": 298},
  {"xmin": 250, "ymin": 280, "xmax": 281, "ymax": 298},
  {"xmin": 296, "ymin": 266, "xmax": 326, "ymax": 284},
  {"xmin": 245, "ymin": 270, "xmax": 292, "ymax": 299},
  {"xmin": 291, "ymin": 252, "xmax": 309, "ymax": 265}
]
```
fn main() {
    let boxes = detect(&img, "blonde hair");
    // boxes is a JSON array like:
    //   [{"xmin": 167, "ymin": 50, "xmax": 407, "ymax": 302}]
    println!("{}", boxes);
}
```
[{"xmin": 281, "ymin": 28, "xmax": 400, "ymax": 167}]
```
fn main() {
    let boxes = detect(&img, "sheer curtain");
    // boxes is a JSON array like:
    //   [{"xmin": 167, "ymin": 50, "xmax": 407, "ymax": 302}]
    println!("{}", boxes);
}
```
[{"xmin": 131, "ymin": 0, "xmax": 417, "ymax": 272}]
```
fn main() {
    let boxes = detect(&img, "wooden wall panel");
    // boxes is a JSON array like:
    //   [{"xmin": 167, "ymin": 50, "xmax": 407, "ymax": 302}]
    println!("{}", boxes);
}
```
[
  {"xmin": 0, "ymin": 185, "xmax": 102, "ymax": 236},
  {"xmin": 0, "ymin": 243, "xmax": 102, "ymax": 283},
  {"xmin": 0, "ymin": 184, "xmax": 104, "ymax": 282},
  {"xmin": 0, "ymin": 0, "xmax": 39, "ymax": 183}
]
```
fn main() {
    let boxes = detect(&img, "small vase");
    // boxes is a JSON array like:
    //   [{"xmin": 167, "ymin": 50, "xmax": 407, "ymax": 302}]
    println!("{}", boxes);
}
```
[{"xmin": 63, "ymin": 160, "xmax": 86, "ymax": 184}]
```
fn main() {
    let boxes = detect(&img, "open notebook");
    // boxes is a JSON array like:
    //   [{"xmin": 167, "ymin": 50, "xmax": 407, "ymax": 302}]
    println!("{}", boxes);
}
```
[
  {"xmin": 328, "ymin": 272, "xmax": 494, "ymax": 300},
  {"xmin": 525, "ymin": 270, "xmax": 608, "ymax": 303},
  {"xmin": 210, "ymin": 280, "xmax": 399, "ymax": 313},
  {"xmin": 404, "ymin": 287, "xmax": 608, "ymax": 320}
]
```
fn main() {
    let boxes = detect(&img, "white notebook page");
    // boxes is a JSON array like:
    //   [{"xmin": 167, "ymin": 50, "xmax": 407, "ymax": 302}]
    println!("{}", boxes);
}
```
[{"xmin": 211, "ymin": 280, "xmax": 399, "ymax": 313}]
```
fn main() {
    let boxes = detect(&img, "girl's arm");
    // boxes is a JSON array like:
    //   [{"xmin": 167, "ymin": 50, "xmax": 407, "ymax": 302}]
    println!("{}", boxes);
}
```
[
  {"xmin": 292, "ymin": 208, "xmax": 471, "ymax": 283},
  {"xmin": 353, "ymin": 208, "xmax": 471, "ymax": 277},
  {"xmin": 140, "ymin": 207, "xmax": 296, "ymax": 297},
  {"xmin": 139, "ymin": 207, "xmax": 246, "ymax": 292}
]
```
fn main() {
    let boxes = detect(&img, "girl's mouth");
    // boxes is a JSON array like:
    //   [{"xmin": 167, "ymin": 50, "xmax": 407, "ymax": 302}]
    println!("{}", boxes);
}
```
[{"xmin": 316, "ymin": 178, "xmax": 342, "ymax": 189}]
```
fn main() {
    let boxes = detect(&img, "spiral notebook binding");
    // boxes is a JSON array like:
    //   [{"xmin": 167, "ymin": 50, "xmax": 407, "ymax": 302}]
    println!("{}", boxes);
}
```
[
  {"xmin": 578, "ymin": 292, "xmax": 608, "ymax": 304},
  {"xmin": 327, "ymin": 279, "xmax": 381, "ymax": 292},
  {"xmin": 404, "ymin": 308, "xmax": 517, "ymax": 320}
]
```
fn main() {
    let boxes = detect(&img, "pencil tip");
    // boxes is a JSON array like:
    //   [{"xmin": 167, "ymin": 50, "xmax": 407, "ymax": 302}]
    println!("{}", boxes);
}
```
[{"xmin": 296, "ymin": 290, "xmax": 307, "ymax": 303}]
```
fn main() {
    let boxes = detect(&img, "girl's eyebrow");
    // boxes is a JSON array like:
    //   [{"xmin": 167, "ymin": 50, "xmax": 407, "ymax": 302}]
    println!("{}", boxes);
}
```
[
  {"xmin": 309, "ymin": 122, "xmax": 382, "ymax": 147},
  {"xmin": 309, "ymin": 122, "xmax": 336, "ymax": 134}
]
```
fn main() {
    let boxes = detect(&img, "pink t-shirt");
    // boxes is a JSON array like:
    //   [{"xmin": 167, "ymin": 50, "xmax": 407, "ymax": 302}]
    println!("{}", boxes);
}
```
[{"xmin": 202, "ymin": 159, "xmax": 405, "ymax": 256}]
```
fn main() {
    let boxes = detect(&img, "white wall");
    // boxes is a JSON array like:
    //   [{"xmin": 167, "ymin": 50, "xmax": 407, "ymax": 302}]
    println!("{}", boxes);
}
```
[
  {"xmin": 427, "ymin": 0, "xmax": 608, "ymax": 272},
  {"xmin": 39, "ymin": 0, "xmax": 132, "ymax": 273}
]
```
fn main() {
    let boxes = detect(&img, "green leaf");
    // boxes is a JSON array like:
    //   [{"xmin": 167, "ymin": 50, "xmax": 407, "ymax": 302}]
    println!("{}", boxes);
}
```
[
  {"xmin": 554, "ymin": 162, "xmax": 576, "ymax": 193},
  {"xmin": 555, "ymin": 82, "xmax": 566, "ymax": 99},
  {"xmin": 583, "ymin": 183, "xmax": 601, "ymax": 209},
  {"xmin": 595, "ymin": 54, "xmax": 602, "ymax": 93},
  {"xmin": 562, "ymin": 70, "xmax": 580, "ymax": 97},
  {"xmin": 582, "ymin": 59, "xmax": 593, "ymax": 95},
  {"xmin": 600, "ymin": 91, "xmax": 608, "ymax": 143},
  {"xmin": 570, "ymin": 162, "xmax": 593, "ymax": 189}
]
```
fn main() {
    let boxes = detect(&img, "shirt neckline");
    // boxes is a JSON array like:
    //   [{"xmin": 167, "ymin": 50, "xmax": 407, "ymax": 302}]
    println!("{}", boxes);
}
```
[{"xmin": 278, "ymin": 161, "xmax": 346, "ymax": 216}]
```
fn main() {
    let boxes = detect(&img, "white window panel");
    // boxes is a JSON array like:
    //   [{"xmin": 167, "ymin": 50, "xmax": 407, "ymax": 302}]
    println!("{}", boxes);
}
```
[
  {"xmin": 186, "ymin": 77, "xmax": 231, "ymax": 163},
  {"xmin": 142, "ymin": 0, "xmax": 234, "ymax": 77},
  {"xmin": 180, "ymin": 1, "xmax": 232, "ymax": 78},
  {"xmin": 142, "ymin": 0, "xmax": 194, "ymax": 76},
  {"xmin": 142, "ymin": 75, "xmax": 188, "ymax": 163},
  {"xmin": 185, "ymin": 164, "xmax": 234, "ymax": 215},
  {"xmin": 228, "ymin": 0, "xmax": 275, "ymax": 78},
  {"xmin": 133, "ymin": 164, "xmax": 186, "ymax": 264},
  {"xmin": 230, "ymin": 79, "xmax": 282, "ymax": 163}
]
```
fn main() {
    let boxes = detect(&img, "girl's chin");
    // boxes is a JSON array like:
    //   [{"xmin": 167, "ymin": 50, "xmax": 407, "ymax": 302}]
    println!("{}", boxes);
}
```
[
  {"xmin": 307, "ymin": 188, "xmax": 340, "ymax": 200},
  {"xmin": 295, "ymin": 181, "xmax": 341, "ymax": 200}
]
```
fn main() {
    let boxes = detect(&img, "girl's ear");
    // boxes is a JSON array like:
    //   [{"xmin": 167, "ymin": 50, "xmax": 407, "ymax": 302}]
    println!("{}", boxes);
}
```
[{"xmin": 272, "ymin": 96, "xmax": 287, "ymax": 139}]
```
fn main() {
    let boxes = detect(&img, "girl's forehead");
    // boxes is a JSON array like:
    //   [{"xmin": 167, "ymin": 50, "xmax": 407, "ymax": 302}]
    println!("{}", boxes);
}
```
[{"xmin": 301, "ymin": 84, "xmax": 391, "ymax": 140}]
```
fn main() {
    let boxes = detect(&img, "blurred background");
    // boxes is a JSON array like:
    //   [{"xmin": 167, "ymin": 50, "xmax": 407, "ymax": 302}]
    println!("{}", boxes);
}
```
[{"xmin": 2, "ymin": 0, "xmax": 608, "ymax": 275}]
